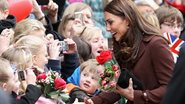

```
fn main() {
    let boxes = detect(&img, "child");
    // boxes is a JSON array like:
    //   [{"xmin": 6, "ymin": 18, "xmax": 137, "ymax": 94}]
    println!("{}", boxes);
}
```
[
  {"xmin": 67, "ymin": 26, "xmax": 107, "ymax": 84},
  {"xmin": 66, "ymin": 59, "xmax": 104, "ymax": 103},
  {"xmin": 15, "ymin": 35, "xmax": 48, "ymax": 74},
  {"xmin": 0, "ymin": 57, "xmax": 42, "ymax": 104},
  {"xmin": 156, "ymin": 6, "xmax": 184, "ymax": 38},
  {"xmin": 1, "ymin": 46, "xmax": 33, "ymax": 94}
]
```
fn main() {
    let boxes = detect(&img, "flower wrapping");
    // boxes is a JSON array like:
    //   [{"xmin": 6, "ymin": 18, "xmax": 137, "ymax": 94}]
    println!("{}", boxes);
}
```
[
  {"xmin": 36, "ymin": 70, "xmax": 69, "ymax": 103},
  {"xmin": 96, "ymin": 50, "xmax": 121, "ymax": 91}
]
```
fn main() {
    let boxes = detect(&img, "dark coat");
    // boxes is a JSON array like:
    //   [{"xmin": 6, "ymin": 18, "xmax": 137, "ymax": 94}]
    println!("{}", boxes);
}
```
[
  {"xmin": 11, "ymin": 84, "xmax": 42, "ymax": 104},
  {"xmin": 162, "ymin": 44, "xmax": 185, "ymax": 104},
  {"xmin": 91, "ymin": 35, "xmax": 174, "ymax": 104}
]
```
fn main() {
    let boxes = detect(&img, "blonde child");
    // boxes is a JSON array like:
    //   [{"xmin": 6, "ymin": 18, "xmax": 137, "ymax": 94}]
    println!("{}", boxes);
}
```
[
  {"xmin": 13, "ymin": 18, "xmax": 46, "ymax": 43},
  {"xmin": 78, "ymin": 26, "xmax": 108, "ymax": 58},
  {"xmin": 66, "ymin": 59, "xmax": 104, "ymax": 103},
  {"xmin": 15, "ymin": 35, "xmax": 48, "ymax": 73},
  {"xmin": 1, "ymin": 46, "xmax": 33, "ymax": 94},
  {"xmin": 67, "ymin": 26, "xmax": 108, "ymax": 85},
  {"xmin": 0, "ymin": 57, "xmax": 41, "ymax": 104}
]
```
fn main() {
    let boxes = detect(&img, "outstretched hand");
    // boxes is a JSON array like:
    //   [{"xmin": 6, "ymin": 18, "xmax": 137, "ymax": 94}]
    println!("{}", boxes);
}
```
[
  {"xmin": 115, "ymin": 78, "xmax": 134, "ymax": 101},
  {"xmin": 84, "ymin": 97, "xmax": 94, "ymax": 104}
]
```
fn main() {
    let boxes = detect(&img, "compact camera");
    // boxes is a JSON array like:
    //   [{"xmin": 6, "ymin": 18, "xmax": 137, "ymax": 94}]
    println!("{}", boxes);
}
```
[{"xmin": 58, "ymin": 41, "xmax": 69, "ymax": 52}]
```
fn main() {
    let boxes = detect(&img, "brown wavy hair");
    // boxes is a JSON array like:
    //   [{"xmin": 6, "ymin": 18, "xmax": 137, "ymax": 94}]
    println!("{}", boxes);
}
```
[{"xmin": 104, "ymin": 0, "xmax": 162, "ymax": 67}]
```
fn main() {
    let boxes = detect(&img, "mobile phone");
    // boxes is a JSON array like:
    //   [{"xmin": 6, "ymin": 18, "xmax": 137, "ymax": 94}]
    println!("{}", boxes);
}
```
[
  {"xmin": 18, "ymin": 71, "xmax": 25, "ymax": 81},
  {"xmin": 36, "ymin": 0, "xmax": 49, "ymax": 5}
]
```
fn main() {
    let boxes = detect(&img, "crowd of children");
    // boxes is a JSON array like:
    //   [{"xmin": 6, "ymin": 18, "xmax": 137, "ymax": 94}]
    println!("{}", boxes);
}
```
[{"xmin": 0, "ymin": 0, "xmax": 184, "ymax": 104}]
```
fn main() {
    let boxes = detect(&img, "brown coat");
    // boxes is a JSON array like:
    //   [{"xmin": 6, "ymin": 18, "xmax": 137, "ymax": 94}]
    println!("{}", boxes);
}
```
[{"xmin": 91, "ymin": 35, "xmax": 174, "ymax": 104}]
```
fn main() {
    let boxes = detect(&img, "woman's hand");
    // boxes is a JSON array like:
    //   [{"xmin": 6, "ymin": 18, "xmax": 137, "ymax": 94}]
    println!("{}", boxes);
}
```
[
  {"xmin": 115, "ymin": 78, "xmax": 134, "ymax": 101},
  {"xmin": 63, "ymin": 38, "xmax": 77, "ymax": 54},
  {"xmin": 84, "ymin": 98, "xmax": 94, "ymax": 104},
  {"xmin": 47, "ymin": 0, "xmax": 58, "ymax": 23},
  {"xmin": 48, "ymin": 40, "xmax": 60, "ymax": 60}
]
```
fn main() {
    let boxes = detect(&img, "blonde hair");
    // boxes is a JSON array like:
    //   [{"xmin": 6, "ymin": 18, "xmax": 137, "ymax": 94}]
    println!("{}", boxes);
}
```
[
  {"xmin": 79, "ymin": 26, "xmax": 102, "ymax": 43},
  {"xmin": 15, "ymin": 35, "xmax": 46, "ymax": 56},
  {"xmin": 1, "ymin": 46, "xmax": 32, "ymax": 93},
  {"xmin": 62, "ymin": 2, "xmax": 92, "ymax": 18},
  {"xmin": 14, "ymin": 18, "xmax": 46, "ymax": 42},
  {"xmin": 0, "ymin": 58, "xmax": 11, "ymax": 83},
  {"xmin": 0, "ymin": 0, "xmax": 9, "ymax": 11},
  {"xmin": 80, "ymin": 59, "xmax": 104, "ymax": 81},
  {"xmin": 142, "ymin": 12, "xmax": 160, "ymax": 29},
  {"xmin": 1, "ymin": 46, "xmax": 32, "ymax": 70}
]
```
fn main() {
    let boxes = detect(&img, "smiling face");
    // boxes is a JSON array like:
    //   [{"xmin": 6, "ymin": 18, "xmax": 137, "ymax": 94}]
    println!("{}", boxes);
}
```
[
  {"xmin": 104, "ymin": 11, "xmax": 129, "ymax": 41},
  {"xmin": 90, "ymin": 33, "xmax": 105, "ymax": 57}
]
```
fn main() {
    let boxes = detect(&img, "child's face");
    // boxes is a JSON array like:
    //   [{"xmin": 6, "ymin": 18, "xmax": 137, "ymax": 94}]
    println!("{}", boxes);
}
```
[
  {"xmin": 160, "ymin": 20, "xmax": 182, "ymax": 37},
  {"xmin": 80, "ymin": 69, "xmax": 99, "ymax": 94},
  {"xmin": 2, "ymin": 67, "xmax": 17, "ymax": 93},
  {"xmin": 90, "ymin": 33, "xmax": 106, "ymax": 57},
  {"xmin": 33, "ymin": 45, "xmax": 48, "ymax": 70},
  {"xmin": 12, "ymin": 72, "xmax": 20, "ymax": 94}
]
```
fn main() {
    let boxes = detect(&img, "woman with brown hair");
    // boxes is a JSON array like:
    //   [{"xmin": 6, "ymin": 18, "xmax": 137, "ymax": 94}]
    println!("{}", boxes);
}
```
[{"xmin": 86, "ymin": 0, "xmax": 174, "ymax": 104}]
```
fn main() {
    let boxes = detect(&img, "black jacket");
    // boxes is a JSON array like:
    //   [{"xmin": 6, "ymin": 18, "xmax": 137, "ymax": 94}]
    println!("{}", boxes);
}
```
[
  {"xmin": 162, "ymin": 44, "xmax": 185, "ymax": 104},
  {"xmin": 0, "ymin": 15, "xmax": 16, "ymax": 33},
  {"xmin": 11, "ymin": 84, "xmax": 42, "ymax": 104}
]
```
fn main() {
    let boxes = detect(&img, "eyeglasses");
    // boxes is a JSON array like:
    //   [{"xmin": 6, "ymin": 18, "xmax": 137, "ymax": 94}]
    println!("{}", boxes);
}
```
[{"xmin": 162, "ymin": 22, "xmax": 183, "ymax": 30}]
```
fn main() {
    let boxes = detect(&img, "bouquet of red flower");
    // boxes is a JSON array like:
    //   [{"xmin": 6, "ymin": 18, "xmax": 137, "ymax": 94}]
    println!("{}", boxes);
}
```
[
  {"xmin": 96, "ymin": 50, "xmax": 121, "ymax": 91},
  {"xmin": 36, "ymin": 70, "xmax": 69, "ymax": 103}
]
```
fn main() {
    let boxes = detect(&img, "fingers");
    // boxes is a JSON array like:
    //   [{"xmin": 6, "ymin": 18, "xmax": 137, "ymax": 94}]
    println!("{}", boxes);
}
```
[
  {"xmin": 128, "ymin": 78, "xmax": 133, "ymax": 89},
  {"xmin": 84, "ymin": 98, "xmax": 94, "ymax": 104},
  {"xmin": 48, "ymin": 0, "xmax": 58, "ymax": 12}
]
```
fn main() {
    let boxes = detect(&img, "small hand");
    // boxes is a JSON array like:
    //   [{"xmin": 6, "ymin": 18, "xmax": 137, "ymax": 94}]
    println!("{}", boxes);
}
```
[
  {"xmin": 115, "ymin": 78, "xmax": 134, "ymax": 101},
  {"xmin": 25, "ymin": 68, "xmax": 37, "ymax": 85},
  {"xmin": 47, "ymin": 0, "xmax": 58, "ymax": 23},
  {"xmin": 48, "ymin": 40, "xmax": 60, "ymax": 59},
  {"xmin": 63, "ymin": 38, "xmax": 77, "ymax": 54},
  {"xmin": 84, "ymin": 98, "xmax": 94, "ymax": 104}
]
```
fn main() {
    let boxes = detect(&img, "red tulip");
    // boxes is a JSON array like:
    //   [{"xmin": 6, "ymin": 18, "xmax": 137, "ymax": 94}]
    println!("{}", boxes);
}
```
[
  {"xmin": 54, "ymin": 78, "xmax": 66, "ymax": 90},
  {"xmin": 37, "ymin": 73, "xmax": 47, "ymax": 80}
]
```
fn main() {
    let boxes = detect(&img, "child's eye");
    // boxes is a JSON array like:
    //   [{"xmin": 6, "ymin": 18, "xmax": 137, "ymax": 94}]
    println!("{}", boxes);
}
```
[{"xmin": 83, "ymin": 73, "xmax": 87, "ymax": 76}]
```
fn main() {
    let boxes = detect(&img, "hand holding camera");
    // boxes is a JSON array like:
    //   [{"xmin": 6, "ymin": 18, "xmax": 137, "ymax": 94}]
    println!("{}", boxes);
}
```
[
  {"xmin": 62, "ymin": 38, "xmax": 77, "ymax": 54},
  {"xmin": 48, "ymin": 40, "xmax": 61, "ymax": 60}
]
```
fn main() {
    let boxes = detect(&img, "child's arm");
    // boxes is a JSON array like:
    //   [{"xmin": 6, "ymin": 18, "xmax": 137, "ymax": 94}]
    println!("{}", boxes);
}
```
[{"xmin": 11, "ymin": 84, "xmax": 42, "ymax": 104}]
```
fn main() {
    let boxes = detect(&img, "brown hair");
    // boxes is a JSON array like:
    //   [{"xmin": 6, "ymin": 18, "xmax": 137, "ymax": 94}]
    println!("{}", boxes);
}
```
[
  {"xmin": 80, "ymin": 59, "xmax": 104, "ymax": 80},
  {"xmin": 104, "ymin": 0, "xmax": 161, "ymax": 66},
  {"xmin": 58, "ymin": 14, "xmax": 75, "ymax": 38},
  {"xmin": 156, "ymin": 6, "xmax": 184, "ymax": 26}
]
